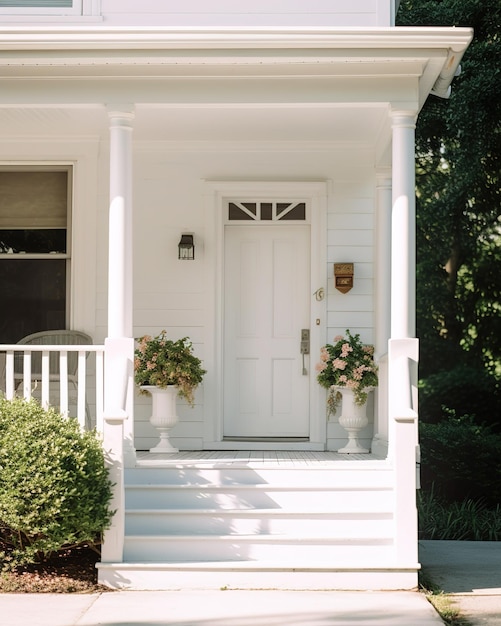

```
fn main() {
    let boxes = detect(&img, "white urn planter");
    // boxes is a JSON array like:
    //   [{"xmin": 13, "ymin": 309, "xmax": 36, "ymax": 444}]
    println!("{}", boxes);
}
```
[
  {"xmin": 334, "ymin": 387, "xmax": 373, "ymax": 454},
  {"xmin": 141, "ymin": 385, "xmax": 179, "ymax": 454}
]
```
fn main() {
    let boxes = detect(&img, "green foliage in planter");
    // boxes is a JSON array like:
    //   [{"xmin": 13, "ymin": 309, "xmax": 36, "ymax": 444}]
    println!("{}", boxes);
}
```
[
  {"xmin": 0, "ymin": 397, "xmax": 113, "ymax": 570},
  {"xmin": 134, "ymin": 331, "xmax": 206, "ymax": 406},
  {"xmin": 419, "ymin": 410, "xmax": 501, "ymax": 506},
  {"xmin": 419, "ymin": 365, "xmax": 501, "ymax": 429},
  {"xmin": 418, "ymin": 487, "xmax": 501, "ymax": 541}
]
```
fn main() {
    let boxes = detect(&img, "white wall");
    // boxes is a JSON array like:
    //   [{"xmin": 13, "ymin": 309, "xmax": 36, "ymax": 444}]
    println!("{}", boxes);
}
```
[
  {"xmin": 99, "ymin": 0, "xmax": 394, "ymax": 28},
  {"xmin": 92, "ymin": 142, "xmax": 376, "ymax": 450}
]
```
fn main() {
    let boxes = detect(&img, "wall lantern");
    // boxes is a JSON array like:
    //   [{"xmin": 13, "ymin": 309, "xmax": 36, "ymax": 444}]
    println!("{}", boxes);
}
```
[
  {"xmin": 178, "ymin": 234, "xmax": 195, "ymax": 260},
  {"xmin": 334, "ymin": 263, "xmax": 354, "ymax": 294}
]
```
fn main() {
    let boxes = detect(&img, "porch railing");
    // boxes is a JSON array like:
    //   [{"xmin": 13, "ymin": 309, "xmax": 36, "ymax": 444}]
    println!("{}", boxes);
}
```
[
  {"xmin": 0, "ymin": 344, "xmax": 105, "ymax": 431},
  {"xmin": 389, "ymin": 337, "xmax": 419, "ymax": 568}
]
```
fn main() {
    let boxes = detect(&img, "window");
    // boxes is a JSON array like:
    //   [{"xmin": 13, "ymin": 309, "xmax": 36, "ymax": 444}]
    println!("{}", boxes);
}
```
[
  {"xmin": 228, "ymin": 201, "xmax": 307, "ymax": 222},
  {"xmin": 0, "ymin": 1, "xmax": 83, "ymax": 16},
  {"xmin": 0, "ymin": 167, "xmax": 71, "ymax": 344}
]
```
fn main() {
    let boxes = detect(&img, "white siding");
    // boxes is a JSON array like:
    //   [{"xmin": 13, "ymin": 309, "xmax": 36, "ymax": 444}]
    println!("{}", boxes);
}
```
[
  {"xmin": 4, "ymin": 137, "xmax": 376, "ymax": 451},
  {"xmin": 99, "ymin": 0, "xmax": 394, "ymax": 28}
]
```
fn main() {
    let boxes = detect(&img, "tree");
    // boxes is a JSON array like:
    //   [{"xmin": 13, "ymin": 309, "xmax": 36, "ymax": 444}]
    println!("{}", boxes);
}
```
[{"xmin": 398, "ymin": 1, "xmax": 501, "ymax": 385}]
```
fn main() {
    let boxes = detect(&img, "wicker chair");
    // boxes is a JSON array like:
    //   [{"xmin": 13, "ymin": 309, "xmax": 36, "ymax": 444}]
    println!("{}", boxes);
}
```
[{"xmin": 14, "ymin": 330, "xmax": 93, "ymax": 427}]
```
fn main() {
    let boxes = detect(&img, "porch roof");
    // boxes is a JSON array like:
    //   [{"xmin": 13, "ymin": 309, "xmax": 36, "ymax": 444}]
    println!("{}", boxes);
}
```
[{"xmin": 0, "ymin": 26, "xmax": 472, "ymax": 165}]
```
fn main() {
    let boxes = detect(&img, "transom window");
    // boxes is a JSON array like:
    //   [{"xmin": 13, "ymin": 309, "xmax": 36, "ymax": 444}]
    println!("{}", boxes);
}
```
[
  {"xmin": 228, "ymin": 201, "xmax": 307, "ymax": 222},
  {"xmin": 0, "ymin": 167, "xmax": 71, "ymax": 344}
]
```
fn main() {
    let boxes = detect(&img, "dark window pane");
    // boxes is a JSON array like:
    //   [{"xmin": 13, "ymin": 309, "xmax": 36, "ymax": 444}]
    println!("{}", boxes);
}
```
[
  {"xmin": 261, "ymin": 203, "xmax": 272, "ymax": 220},
  {"xmin": 278, "ymin": 202, "xmax": 306, "ymax": 220},
  {"xmin": 241, "ymin": 203, "xmax": 257, "ymax": 215},
  {"xmin": 0, "ymin": 229, "xmax": 66, "ymax": 253},
  {"xmin": 0, "ymin": 259, "xmax": 66, "ymax": 343},
  {"xmin": 228, "ymin": 202, "xmax": 255, "ymax": 221}
]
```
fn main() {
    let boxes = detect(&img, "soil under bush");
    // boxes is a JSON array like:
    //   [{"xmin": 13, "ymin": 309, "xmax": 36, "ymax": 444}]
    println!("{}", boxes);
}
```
[{"xmin": 0, "ymin": 545, "xmax": 110, "ymax": 593}]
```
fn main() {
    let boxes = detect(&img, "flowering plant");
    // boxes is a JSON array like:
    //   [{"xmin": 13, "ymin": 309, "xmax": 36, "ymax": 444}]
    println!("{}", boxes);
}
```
[
  {"xmin": 316, "ymin": 330, "xmax": 378, "ymax": 415},
  {"xmin": 134, "ymin": 331, "xmax": 206, "ymax": 406}
]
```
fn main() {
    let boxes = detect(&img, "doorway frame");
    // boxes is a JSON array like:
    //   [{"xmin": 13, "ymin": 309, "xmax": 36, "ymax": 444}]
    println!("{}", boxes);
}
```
[{"xmin": 203, "ymin": 180, "xmax": 328, "ymax": 450}]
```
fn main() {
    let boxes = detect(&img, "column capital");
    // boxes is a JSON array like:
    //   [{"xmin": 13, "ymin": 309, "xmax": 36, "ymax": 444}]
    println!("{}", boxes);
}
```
[
  {"xmin": 107, "ymin": 105, "xmax": 135, "ymax": 127},
  {"xmin": 390, "ymin": 109, "xmax": 417, "ymax": 128}
]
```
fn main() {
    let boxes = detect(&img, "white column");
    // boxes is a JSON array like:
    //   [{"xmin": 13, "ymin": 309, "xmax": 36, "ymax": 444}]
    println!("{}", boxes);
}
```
[
  {"xmin": 390, "ymin": 110, "xmax": 417, "ymax": 339},
  {"xmin": 108, "ymin": 108, "xmax": 134, "ymax": 338},
  {"xmin": 105, "ymin": 106, "xmax": 136, "ymax": 468},
  {"xmin": 372, "ymin": 170, "xmax": 392, "ymax": 456},
  {"xmin": 375, "ymin": 169, "xmax": 392, "ymax": 357}
]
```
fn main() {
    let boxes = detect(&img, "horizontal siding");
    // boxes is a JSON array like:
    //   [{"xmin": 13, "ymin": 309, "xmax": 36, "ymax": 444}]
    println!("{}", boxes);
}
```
[
  {"xmin": 86, "ymin": 141, "xmax": 377, "ymax": 451},
  {"xmin": 100, "ymin": 0, "xmax": 389, "ymax": 27},
  {"xmin": 324, "ymin": 172, "xmax": 375, "ymax": 450}
]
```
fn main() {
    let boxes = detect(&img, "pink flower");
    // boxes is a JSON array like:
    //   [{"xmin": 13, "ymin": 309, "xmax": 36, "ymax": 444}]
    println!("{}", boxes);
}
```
[
  {"xmin": 320, "ymin": 347, "xmax": 330, "ymax": 362},
  {"xmin": 334, "ymin": 335, "xmax": 344, "ymax": 342},
  {"xmin": 340, "ymin": 343, "xmax": 353, "ymax": 358},
  {"xmin": 333, "ymin": 358, "xmax": 347, "ymax": 370},
  {"xmin": 315, "ymin": 362, "xmax": 327, "ymax": 372}
]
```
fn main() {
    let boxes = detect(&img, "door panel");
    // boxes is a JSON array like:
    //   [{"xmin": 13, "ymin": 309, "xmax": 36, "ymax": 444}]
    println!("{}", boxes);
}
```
[{"xmin": 224, "ymin": 225, "xmax": 310, "ymax": 438}]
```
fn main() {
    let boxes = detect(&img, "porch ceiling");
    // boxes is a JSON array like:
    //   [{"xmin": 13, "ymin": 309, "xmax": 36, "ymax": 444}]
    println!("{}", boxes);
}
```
[
  {"xmin": 0, "ymin": 103, "xmax": 388, "ymax": 144},
  {"xmin": 0, "ymin": 26, "xmax": 472, "ymax": 156}
]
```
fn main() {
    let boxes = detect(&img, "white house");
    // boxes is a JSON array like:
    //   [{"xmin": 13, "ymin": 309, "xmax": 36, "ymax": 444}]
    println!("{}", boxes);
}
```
[{"xmin": 0, "ymin": 1, "xmax": 471, "ymax": 590}]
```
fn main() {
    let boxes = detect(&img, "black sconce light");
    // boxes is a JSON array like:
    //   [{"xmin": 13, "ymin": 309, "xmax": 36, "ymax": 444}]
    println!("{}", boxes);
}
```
[{"xmin": 178, "ymin": 233, "xmax": 195, "ymax": 260}]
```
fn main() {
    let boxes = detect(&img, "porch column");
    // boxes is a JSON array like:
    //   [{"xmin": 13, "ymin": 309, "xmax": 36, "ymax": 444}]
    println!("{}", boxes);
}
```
[
  {"xmin": 390, "ymin": 110, "xmax": 417, "ymax": 339},
  {"xmin": 372, "ymin": 169, "xmax": 392, "ymax": 456},
  {"xmin": 108, "ymin": 107, "xmax": 134, "ymax": 338},
  {"xmin": 388, "ymin": 110, "xmax": 419, "ymax": 570},
  {"xmin": 105, "ymin": 106, "xmax": 136, "ymax": 466},
  {"xmin": 375, "ymin": 169, "xmax": 392, "ymax": 356}
]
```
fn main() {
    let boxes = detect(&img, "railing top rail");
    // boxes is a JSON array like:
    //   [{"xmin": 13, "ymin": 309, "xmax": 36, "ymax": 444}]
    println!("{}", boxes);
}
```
[{"xmin": 1, "ymin": 344, "xmax": 105, "ymax": 352}]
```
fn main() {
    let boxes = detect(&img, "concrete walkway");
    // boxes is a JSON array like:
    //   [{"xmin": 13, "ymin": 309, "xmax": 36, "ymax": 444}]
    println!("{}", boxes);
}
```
[
  {"xmin": 0, "ymin": 589, "xmax": 444, "ymax": 626},
  {"xmin": 1, "ymin": 541, "xmax": 499, "ymax": 626},
  {"xmin": 419, "ymin": 540, "xmax": 501, "ymax": 626}
]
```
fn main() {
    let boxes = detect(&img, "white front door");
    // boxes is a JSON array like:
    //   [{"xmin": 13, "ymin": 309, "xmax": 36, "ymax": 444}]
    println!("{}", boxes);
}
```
[{"xmin": 223, "ymin": 224, "xmax": 311, "ymax": 438}]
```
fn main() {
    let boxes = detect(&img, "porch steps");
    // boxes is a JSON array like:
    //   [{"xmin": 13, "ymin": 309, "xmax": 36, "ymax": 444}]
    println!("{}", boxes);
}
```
[{"xmin": 97, "ymin": 458, "xmax": 417, "ymax": 590}]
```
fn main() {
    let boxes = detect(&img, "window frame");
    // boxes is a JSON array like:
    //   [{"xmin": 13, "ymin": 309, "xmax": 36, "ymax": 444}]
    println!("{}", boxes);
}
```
[
  {"xmin": 0, "ymin": 1, "xmax": 98, "ymax": 17},
  {"xmin": 0, "ymin": 164, "xmax": 72, "ymax": 342}
]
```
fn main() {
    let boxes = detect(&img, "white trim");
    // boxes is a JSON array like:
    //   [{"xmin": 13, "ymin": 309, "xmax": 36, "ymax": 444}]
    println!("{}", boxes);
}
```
[
  {"xmin": 0, "ymin": 27, "xmax": 472, "ymax": 52},
  {"xmin": 203, "ymin": 180, "xmax": 327, "ymax": 450},
  {"xmin": 0, "ymin": 0, "xmax": 82, "ymax": 16},
  {"xmin": 0, "ymin": 0, "xmax": 100, "ymax": 16},
  {"xmin": 0, "ymin": 141, "xmax": 100, "ymax": 341},
  {"xmin": 0, "ymin": 150, "xmax": 98, "ymax": 342}
]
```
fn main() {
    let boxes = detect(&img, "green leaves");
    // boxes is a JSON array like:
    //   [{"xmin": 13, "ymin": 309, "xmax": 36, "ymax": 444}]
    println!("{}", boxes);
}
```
[
  {"xmin": 399, "ymin": 0, "xmax": 501, "ymax": 379},
  {"xmin": 134, "ymin": 331, "xmax": 206, "ymax": 406},
  {"xmin": 0, "ymin": 397, "xmax": 113, "ymax": 570}
]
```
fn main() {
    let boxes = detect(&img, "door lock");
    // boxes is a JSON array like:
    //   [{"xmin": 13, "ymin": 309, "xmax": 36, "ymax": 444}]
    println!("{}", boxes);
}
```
[
  {"xmin": 300, "ymin": 329, "xmax": 310, "ymax": 375},
  {"xmin": 300, "ymin": 329, "xmax": 310, "ymax": 354}
]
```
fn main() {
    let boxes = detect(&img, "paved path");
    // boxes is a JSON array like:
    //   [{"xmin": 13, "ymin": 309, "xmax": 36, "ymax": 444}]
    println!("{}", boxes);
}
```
[
  {"xmin": 0, "ymin": 589, "xmax": 443, "ymax": 626},
  {"xmin": 1, "ymin": 541, "xmax": 499, "ymax": 626},
  {"xmin": 420, "ymin": 540, "xmax": 501, "ymax": 626}
]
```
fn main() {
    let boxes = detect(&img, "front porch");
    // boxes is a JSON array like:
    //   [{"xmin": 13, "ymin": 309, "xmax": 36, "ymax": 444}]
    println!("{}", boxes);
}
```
[
  {"xmin": 97, "ymin": 447, "xmax": 418, "ymax": 591},
  {"xmin": 0, "ymin": 336, "xmax": 419, "ymax": 590}
]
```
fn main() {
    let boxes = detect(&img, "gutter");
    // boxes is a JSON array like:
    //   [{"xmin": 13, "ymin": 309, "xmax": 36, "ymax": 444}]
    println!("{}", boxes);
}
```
[
  {"xmin": 430, "ymin": 47, "xmax": 465, "ymax": 99},
  {"xmin": 0, "ymin": 26, "xmax": 473, "ymax": 52}
]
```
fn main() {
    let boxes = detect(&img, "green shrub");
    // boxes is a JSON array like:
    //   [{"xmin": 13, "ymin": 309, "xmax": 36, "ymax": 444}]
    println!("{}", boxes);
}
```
[
  {"xmin": 0, "ymin": 397, "xmax": 113, "ymax": 569},
  {"xmin": 419, "ymin": 411, "xmax": 501, "ymax": 506},
  {"xmin": 418, "ymin": 365, "xmax": 501, "ymax": 428},
  {"xmin": 418, "ymin": 488, "xmax": 501, "ymax": 541}
]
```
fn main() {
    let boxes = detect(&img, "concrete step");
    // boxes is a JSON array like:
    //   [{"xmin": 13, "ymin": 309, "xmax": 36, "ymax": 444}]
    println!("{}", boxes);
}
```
[
  {"xmin": 124, "ymin": 463, "xmax": 392, "ymax": 487},
  {"xmin": 123, "ymin": 534, "xmax": 394, "ymax": 562},
  {"xmin": 124, "ymin": 509, "xmax": 393, "ymax": 537},
  {"xmin": 96, "ymin": 561, "xmax": 419, "ymax": 591},
  {"xmin": 125, "ymin": 484, "xmax": 393, "ymax": 511}
]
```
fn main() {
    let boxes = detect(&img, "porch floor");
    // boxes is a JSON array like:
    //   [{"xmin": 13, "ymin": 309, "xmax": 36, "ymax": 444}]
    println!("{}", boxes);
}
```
[{"xmin": 134, "ymin": 449, "xmax": 388, "ymax": 467}]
